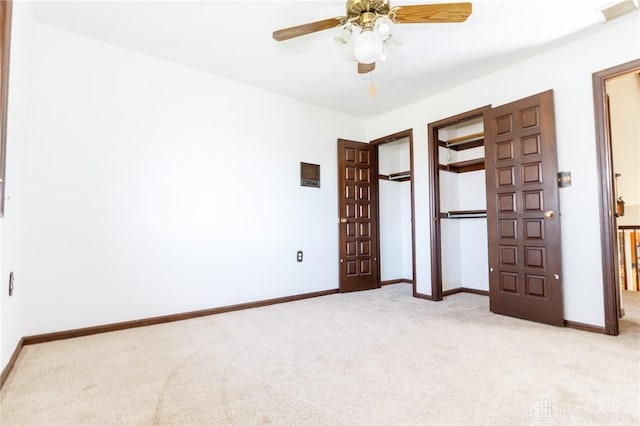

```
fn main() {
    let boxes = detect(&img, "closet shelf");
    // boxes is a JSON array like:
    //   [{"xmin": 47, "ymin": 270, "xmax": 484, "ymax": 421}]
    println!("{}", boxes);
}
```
[
  {"xmin": 439, "ymin": 210, "xmax": 487, "ymax": 219},
  {"xmin": 379, "ymin": 171, "xmax": 411, "ymax": 182},
  {"xmin": 439, "ymin": 158, "xmax": 485, "ymax": 173},
  {"xmin": 438, "ymin": 132, "xmax": 485, "ymax": 151}
]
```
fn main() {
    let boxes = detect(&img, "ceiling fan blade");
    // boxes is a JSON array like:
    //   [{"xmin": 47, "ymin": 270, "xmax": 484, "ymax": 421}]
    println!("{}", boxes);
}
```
[
  {"xmin": 273, "ymin": 17, "xmax": 346, "ymax": 41},
  {"xmin": 391, "ymin": 2, "xmax": 472, "ymax": 24},
  {"xmin": 358, "ymin": 63, "xmax": 376, "ymax": 74}
]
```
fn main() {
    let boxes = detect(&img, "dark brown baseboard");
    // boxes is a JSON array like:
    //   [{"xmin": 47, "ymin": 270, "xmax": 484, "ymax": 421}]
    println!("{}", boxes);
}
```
[
  {"xmin": 2, "ymin": 287, "xmax": 609, "ymax": 392},
  {"xmin": 380, "ymin": 279, "xmax": 413, "ymax": 286},
  {"xmin": 442, "ymin": 287, "xmax": 490, "ymax": 297},
  {"xmin": 463, "ymin": 288, "xmax": 489, "ymax": 296},
  {"xmin": 413, "ymin": 291, "xmax": 434, "ymax": 300},
  {"xmin": 2, "ymin": 288, "xmax": 339, "ymax": 390},
  {"xmin": 442, "ymin": 288, "xmax": 462, "ymax": 297},
  {"xmin": 564, "ymin": 320, "xmax": 606, "ymax": 334},
  {"xmin": 0, "ymin": 337, "xmax": 25, "ymax": 389},
  {"xmin": 23, "ymin": 288, "xmax": 339, "ymax": 346}
]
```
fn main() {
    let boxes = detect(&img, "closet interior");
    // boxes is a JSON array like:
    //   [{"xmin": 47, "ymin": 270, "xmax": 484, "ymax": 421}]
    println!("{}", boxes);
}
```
[
  {"xmin": 378, "ymin": 137, "xmax": 413, "ymax": 285},
  {"xmin": 431, "ymin": 108, "xmax": 490, "ymax": 297}
]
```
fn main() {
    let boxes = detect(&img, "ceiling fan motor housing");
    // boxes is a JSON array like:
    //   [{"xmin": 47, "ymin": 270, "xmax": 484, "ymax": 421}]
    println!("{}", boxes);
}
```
[
  {"xmin": 360, "ymin": 12, "xmax": 377, "ymax": 29},
  {"xmin": 347, "ymin": 0, "xmax": 391, "ymax": 21}
]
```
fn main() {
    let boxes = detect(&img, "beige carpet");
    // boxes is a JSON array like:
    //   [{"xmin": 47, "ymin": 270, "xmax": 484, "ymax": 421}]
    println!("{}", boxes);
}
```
[{"xmin": 1, "ymin": 284, "xmax": 639, "ymax": 425}]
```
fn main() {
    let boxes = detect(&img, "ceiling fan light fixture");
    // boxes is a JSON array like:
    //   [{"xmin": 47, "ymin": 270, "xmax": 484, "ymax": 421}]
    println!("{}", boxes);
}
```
[
  {"xmin": 272, "ymin": 1, "xmax": 473, "ymax": 75},
  {"xmin": 374, "ymin": 15, "xmax": 393, "ymax": 40},
  {"xmin": 353, "ymin": 29, "xmax": 383, "ymax": 64},
  {"xmin": 334, "ymin": 23, "xmax": 354, "ymax": 46},
  {"xmin": 383, "ymin": 34, "xmax": 400, "ymax": 54}
]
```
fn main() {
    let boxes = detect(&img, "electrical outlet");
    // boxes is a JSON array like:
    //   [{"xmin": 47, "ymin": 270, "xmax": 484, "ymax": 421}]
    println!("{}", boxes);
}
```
[
  {"xmin": 8, "ymin": 272, "xmax": 14, "ymax": 296},
  {"xmin": 296, "ymin": 251, "xmax": 303, "ymax": 262}
]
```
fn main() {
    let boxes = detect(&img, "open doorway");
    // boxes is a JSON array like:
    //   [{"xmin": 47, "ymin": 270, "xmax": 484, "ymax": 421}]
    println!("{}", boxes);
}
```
[
  {"xmin": 336, "ymin": 130, "xmax": 416, "ymax": 295},
  {"xmin": 428, "ymin": 92, "xmax": 566, "ymax": 327},
  {"xmin": 608, "ymin": 71, "xmax": 640, "ymax": 324},
  {"xmin": 593, "ymin": 58, "xmax": 640, "ymax": 336},
  {"xmin": 427, "ymin": 107, "xmax": 490, "ymax": 301},
  {"xmin": 375, "ymin": 134, "xmax": 414, "ymax": 287},
  {"xmin": 371, "ymin": 130, "xmax": 416, "ymax": 293}
]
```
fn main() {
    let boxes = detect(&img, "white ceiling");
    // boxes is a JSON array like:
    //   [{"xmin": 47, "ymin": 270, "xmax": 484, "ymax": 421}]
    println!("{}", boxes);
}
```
[{"xmin": 31, "ymin": 0, "xmax": 621, "ymax": 118}]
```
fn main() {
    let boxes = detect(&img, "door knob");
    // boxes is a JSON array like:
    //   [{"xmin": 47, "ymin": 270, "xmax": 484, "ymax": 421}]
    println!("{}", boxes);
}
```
[
  {"xmin": 544, "ymin": 210, "xmax": 555, "ymax": 219},
  {"xmin": 339, "ymin": 218, "xmax": 347, "ymax": 224}
]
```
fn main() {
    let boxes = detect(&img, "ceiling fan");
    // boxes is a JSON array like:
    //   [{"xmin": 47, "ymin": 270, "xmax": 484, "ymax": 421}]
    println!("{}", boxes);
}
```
[{"xmin": 273, "ymin": 1, "xmax": 472, "ymax": 74}]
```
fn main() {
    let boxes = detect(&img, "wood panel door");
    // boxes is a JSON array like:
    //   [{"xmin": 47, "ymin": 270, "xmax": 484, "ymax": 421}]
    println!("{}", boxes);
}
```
[
  {"xmin": 337, "ymin": 139, "xmax": 379, "ymax": 292},
  {"xmin": 484, "ymin": 90, "xmax": 564, "ymax": 326}
]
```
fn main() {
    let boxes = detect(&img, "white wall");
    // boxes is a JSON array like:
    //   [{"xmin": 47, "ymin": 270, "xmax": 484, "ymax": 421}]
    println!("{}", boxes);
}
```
[
  {"xmin": 379, "ymin": 180, "xmax": 402, "ymax": 280},
  {"xmin": 20, "ymin": 22, "xmax": 366, "ymax": 335},
  {"xmin": 400, "ymin": 182, "xmax": 412, "ymax": 279},
  {"xmin": 439, "ymin": 149, "xmax": 488, "ymax": 291},
  {"xmin": 607, "ymin": 72, "xmax": 640, "ymax": 227},
  {"xmin": 440, "ymin": 220, "xmax": 460, "ymax": 290},
  {"xmin": 439, "ymin": 169, "xmax": 461, "ymax": 290},
  {"xmin": 458, "ymin": 170, "xmax": 488, "ymax": 291},
  {"xmin": 1, "ymin": 2, "xmax": 33, "ymax": 371},
  {"xmin": 366, "ymin": 12, "xmax": 640, "ymax": 326}
]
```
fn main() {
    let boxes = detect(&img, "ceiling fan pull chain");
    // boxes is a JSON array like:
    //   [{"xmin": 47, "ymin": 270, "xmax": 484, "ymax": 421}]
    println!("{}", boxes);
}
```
[{"xmin": 369, "ymin": 72, "xmax": 377, "ymax": 97}]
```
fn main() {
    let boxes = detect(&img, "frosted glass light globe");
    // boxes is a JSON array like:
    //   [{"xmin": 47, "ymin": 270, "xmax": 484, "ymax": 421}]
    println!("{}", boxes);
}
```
[
  {"xmin": 335, "ymin": 24, "xmax": 356, "ymax": 60},
  {"xmin": 353, "ymin": 30, "xmax": 383, "ymax": 64},
  {"xmin": 374, "ymin": 16, "xmax": 393, "ymax": 40},
  {"xmin": 334, "ymin": 24, "xmax": 353, "ymax": 46}
]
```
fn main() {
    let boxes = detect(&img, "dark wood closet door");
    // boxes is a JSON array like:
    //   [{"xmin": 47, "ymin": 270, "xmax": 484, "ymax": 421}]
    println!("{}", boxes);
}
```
[
  {"xmin": 485, "ymin": 90, "xmax": 564, "ymax": 326},
  {"xmin": 337, "ymin": 139, "xmax": 379, "ymax": 292}
]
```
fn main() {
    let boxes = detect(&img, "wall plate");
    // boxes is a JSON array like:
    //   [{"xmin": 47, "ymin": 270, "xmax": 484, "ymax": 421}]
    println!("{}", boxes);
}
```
[{"xmin": 301, "ymin": 162, "xmax": 320, "ymax": 188}]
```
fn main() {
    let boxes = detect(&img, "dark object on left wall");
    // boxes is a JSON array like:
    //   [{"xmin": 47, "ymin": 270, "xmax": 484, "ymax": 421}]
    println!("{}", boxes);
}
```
[{"xmin": 301, "ymin": 162, "xmax": 320, "ymax": 188}]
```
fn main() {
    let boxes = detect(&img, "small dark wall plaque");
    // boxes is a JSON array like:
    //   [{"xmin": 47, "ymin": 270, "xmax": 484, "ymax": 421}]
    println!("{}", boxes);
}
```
[{"xmin": 301, "ymin": 162, "xmax": 320, "ymax": 188}]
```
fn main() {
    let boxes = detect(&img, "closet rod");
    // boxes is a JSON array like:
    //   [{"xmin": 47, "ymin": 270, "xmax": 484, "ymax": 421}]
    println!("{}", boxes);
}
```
[{"xmin": 440, "ymin": 210, "xmax": 487, "ymax": 219}]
